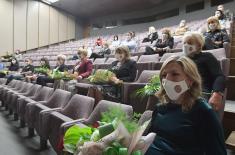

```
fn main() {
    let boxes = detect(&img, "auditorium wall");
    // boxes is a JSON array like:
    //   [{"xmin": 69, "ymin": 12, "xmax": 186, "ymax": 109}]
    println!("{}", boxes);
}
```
[{"xmin": 0, "ymin": 0, "xmax": 76, "ymax": 56}]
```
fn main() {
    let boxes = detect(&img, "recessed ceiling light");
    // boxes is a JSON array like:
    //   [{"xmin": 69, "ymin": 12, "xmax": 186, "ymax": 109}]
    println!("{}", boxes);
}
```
[{"xmin": 41, "ymin": 0, "xmax": 59, "ymax": 5}]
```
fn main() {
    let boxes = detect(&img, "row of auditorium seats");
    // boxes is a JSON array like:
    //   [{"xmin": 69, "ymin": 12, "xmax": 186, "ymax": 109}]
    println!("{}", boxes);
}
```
[
  {"xmin": 0, "ymin": 79, "xmax": 156, "ymax": 154},
  {"xmin": 6, "ymin": 17, "xmax": 231, "ymax": 68}
]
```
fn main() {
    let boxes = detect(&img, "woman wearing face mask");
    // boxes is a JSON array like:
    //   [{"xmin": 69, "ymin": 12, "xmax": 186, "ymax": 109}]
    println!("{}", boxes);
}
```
[
  {"xmin": 109, "ymin": 46, "xmax": 137, "ymax": 83},
  {"xmin": 6, "ymin": 58, "xmax": 34, "ymax": 84},
  {"xmin": 0, "ymin": 58, "xmax": 19, "ymax": 78},
  {"xmin": 36, "ymin": 55, "xmax": 67, "ymax": 86},
  {"xmin": 203, "ymin": 16, "xmax": 230, "ymax": 50},
  {"xmin": 183, "ymin": 32, "xmax": 226, "ymax": 118},
  {"xmin": 144, "ymin": 28, "xmax": 174, "ymax": 56},
  {"xmin": 120, "ymin": 32, "xmax": 137, "ymax": 52},
  {"xmin": 145, "ymin": 56, "xmax": 226, "ymax": 155},
  {"xmin": 174, "ymin": 20, "xmax": 189, "ymax": 36}
]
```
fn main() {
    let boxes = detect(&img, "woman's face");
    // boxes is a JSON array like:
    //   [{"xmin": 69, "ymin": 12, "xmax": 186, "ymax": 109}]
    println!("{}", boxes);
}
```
[
  {"xmin": 215, "ymin": 11, "xmax": 221, "ymax": 18},
  {"xmin": 80, "ymin": 53, "xmax": 86, "ymax": 60},
  {"xmin": 126, "ymin": 33, "xmax": 132, "ymax": 41},
  {"xmin": 25, "ymin": 59, "xmax": 31, "ymax": 65},
  {"xmin": 162, "ymin": 33, "xmax": 169, "ymax": 40},
  {"xmin": 161, "ymin": 62, "xmax": 191, "ymax": 85},
  {"xmin": 115, "ymin": 53, "xmax": 125, "ymax": 62},
  {"xmin": 114, "ymin": 36, "xmax": 118, "ymax": 41},
  {"xmin": 12, "ymin": 59, "xmax": 16, "ymax": 64},
  {"xmin": 208, "ymin": 20, "xmax": 218, "ymax": 31},
  {"xmin": 183, "ymin": 36, "xmax": 201, "ymax": 55},
  {"xmin": 57, "ymin": 58, "xmax": 64, "ymax": 65}
]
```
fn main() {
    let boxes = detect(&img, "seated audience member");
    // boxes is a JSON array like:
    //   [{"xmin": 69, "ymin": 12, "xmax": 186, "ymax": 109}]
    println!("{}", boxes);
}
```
[
  {"xmin": 109, "ymin": 46, "xmax": 137, "ymax": 83},
  {"xmin": 6, "ymin": 58, "xmax": 34, "ymax": 84},
  {"xmin": 36, "ymin": 54, "xmax": 67, "ymax": 86},
  {"xmin": 25, "ymin": 57, "xmax": 50, "ymax": 82},
  {"xmin": 0, "ymin": 57, "xmax": 19, "ymax": 78},
  {"xmin": 203, "ymin": 16, "xmax": 230, "ymax": 50},
  {"xmin": 71, "ymin": 49, "xmax": 93, "ymax": 81},
  {"xmin": 142, "ymin": 26, "xmax": 158, "ymax": 43},
  {"xmin": 183, "ymin": 32, "xmax": 226, "ymax": 114},
  {"xmin": 215, "ymin": 10, "xmax": 227, "ymax": 29},
  {"xmin": 146, "ymin": 56, "xmax": 226, "ymax": 155},
  {"xmin": 110, "ymin": 35, "xmax": 120, "ymax": 50},
  {"xmin": 89, "ymin": 43, "xmax": 111, "ymax": 59},
  {"xmin": 174, "ymin": 20, "xmax": 189, "ymax": 36},
  {"xmin": 95, "ymin": 37, "xmax": 103, "ymax": 46},
  {"xmin": 217, "ymin": 4, "xmax": 232, "ymax": 20},
  {"xmin": 13, "ymin": 49, "xmax": 23, "ymax": 60},
  {"xmin": 144, "ymin": 28, "xmax": 174, "ymax": 56},
  {"xmin": 120, "ymin": 32, "xmax": 137, "ymax": 52}
]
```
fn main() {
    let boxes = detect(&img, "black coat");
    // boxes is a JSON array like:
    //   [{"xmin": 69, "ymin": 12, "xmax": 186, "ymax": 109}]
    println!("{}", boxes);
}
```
[{"xmin": 110, "ymin": 59, "xmax": 137, "ymax": 82}]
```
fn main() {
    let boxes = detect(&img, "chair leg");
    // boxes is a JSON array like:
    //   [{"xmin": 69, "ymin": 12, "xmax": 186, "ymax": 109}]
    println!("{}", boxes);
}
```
[
  {"xmin": 13, "ymin": 113, "xmax": 18, "ymax": 121},
  {"xmin": 20, "ymin": 119, "xmax": 25, "ymax": 128},
  {"xmin": 40, "ymin": 138, "xmax": 48, "ymax": 150},
  {"xmin": 9, "ymin": 109, "xmax": 13, "ymax": 115},
  {"xmin": 28, "ymin": 127, "xmax": 35, "ymax": 137}
]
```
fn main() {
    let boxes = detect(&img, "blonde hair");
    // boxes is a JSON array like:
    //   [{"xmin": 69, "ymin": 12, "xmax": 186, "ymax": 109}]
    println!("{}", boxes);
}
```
[
  {"xmin": 183, "ymin": 32, "xmax": 205, "ymax": 51},
  {"xmin": 77, "ymin": 48, "xmax": 88, "ymax": 56},
  {"xmin": 156, "ymin": 56, "xmax": 202, "ymax": 111},
  {"xmin": 149, "ymin": 26, "xmax": 156, "ymax": 34},
  {"xmin": 207, "ymin": 16, "xmax": 221, "ymax": 31},
  {"xmin": 115, "ymin": 46, "xmax": 130, "ymax": 60},
  {"xmin": 57, "ymin": 54, "xmax": 66, "ymax": 62}
]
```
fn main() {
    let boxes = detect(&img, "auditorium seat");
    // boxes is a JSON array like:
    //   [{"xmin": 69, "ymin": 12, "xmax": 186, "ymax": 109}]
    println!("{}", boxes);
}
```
[
  {"xmin": 10, "ymin": 84, "xmax": 42, "ymax": 120},
  {"xmin": 25, "ymin": 89, "xmax": 72, "ymax": 137},
  {"xmin": 122, "ymin": 70, "xmax": 160, "ymax": 113},
  {"xmin": 93, "ymin": 57, "xmax": 107, "ymax": 70},
  {"xmin": 137, "ymin": 54, "xmax": 159, "ymax": 77},
  {"xmin": 60, "ymin": 100, "xmax": 133, "ymax": 137},
  {"xmin": 17, "ymin": 86, "xmax": 54, "ymax": 128},
  {"xmin": 44, "ymin": 94, "xmax": 94, "ymax": 153}
]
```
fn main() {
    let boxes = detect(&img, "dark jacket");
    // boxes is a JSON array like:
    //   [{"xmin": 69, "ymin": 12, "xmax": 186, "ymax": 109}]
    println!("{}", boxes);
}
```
[
  {"xmin": 98, "ymin": 48, "xmax": 111, "ymax": 57},
  {"xmin": 190, "ymin": 52, "xmax": 225, "ymax": 93},
  {"xmin": 203, "ymin": 29, "xmax": 230, "ymax": 50},
  {"xmin": 22, "ymin": 64, "xmax": 34, "ymax": 73},
  {"xmin": 8, "ymin": 63, "xmax": 19, "ymax": 71},
  {"xmin": 74, "ymin": 59, "xmax": 93, "ymax": 78},
  {"xmin": 142, "ymin": 32, "xmax": 158, "ymax": 43},
  {"xmin": 146, "ymin": 99, "xmax": 227, "ymax": 155},
  {"xmin": 154, "ymin": 37, "xmax": 174, "ymax": 49},
  {"xmin": 110, "ymin": 59, "xmax": 137, "ymax": 82},
  {"xmin": 55, "ymin": 64, "xmax": 68, "ymax": 72}
]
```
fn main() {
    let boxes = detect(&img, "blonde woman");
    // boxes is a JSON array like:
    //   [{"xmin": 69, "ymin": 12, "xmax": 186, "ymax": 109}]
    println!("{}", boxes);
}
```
[
  {"xmin": 146, "ymin": 56, "xmax": 226, "ymax": 155},
  {"xmin": 203, "ymin": 16, "xmax": 229, "ymax": 50},
  {"xmin": 142, "ymin": 26, "xmax": 158, "ymax": 43},
  {"xmin": 36, "ymin": 54, "xmax": 68, "ymax": 86},
  {"xmin": 183, "ymin": 32, "xmax": 226, "ymax": 115}
]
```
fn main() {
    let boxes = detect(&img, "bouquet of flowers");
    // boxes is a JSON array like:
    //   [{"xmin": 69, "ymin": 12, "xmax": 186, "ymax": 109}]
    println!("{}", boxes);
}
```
[
  {"xmin": 88, "ymin": 69, "xmax": 115, "ymax": 84},
  {"xmin": 0, "ymin": 70, "xmax": 9, "ymax": 75},
  {"xmin": 63, "ymin": 107, "xmax": 153, "ymax": 155},
  {"xmin": 34, "ymin": 67, "xmax": 50, "ymax": 75},
  {"xmin": 49, "ymin": 69, "xmax": 74, "ymax": 81},
  {"xmin": 135, "ymin": 75, "xmax": 160, "ymax": 98}
]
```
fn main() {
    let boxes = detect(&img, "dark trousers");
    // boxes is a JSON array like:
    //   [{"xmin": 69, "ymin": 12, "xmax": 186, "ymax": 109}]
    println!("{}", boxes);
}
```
[
  {"xmin": 144, "ymin": 46, "xmax": 166, "ymax": 56},
  {"xmin": 89, "ymin": 53, "xmax": 104, "ymax": 60},
  {"xmin": 36, "ymin": 76, "xmax": 54, "ymax": 86}
]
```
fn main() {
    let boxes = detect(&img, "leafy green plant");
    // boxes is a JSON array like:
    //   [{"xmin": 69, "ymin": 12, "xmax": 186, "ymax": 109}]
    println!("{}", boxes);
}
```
[
  {"xmin": 101, "ymin": 106, "xmax": 140, "ymax": 133},
  {"xmin": 88, "ymin": 69, "xmax": 115, "ymax": 84},
  {"xmin": 135, "ymin": 75, "xmax": 160, "ymax": 98},
  {"xmin": 34, "ymin": 67, "xmax": 50, "ymax": 74},
  {"xmin": 63, "ymin": 125, "xmax": 93, "ymax": 153},
  {"xmin": 49, "ymin": 70, "xmax": 73, "ymax": 80}
]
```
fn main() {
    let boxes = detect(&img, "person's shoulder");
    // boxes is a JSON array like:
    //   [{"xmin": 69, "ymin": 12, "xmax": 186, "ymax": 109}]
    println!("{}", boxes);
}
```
[
  {"xmin": 127, "ymin": 59, "xmax": 137, "ymax": 65},
  {"xmin": 193, "ymin": 98, "xmax": 213, "ymax": 113}
]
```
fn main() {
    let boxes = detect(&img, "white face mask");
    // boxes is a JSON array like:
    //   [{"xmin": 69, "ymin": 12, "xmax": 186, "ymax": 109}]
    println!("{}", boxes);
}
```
[
  {"xmin": 183, "ymin": 44, "xmax": 197, "ymax": 56},
  {"xmin": 162, "ymin": 79, "xmax": 189, "ymax": 101},
  {"xmin": 209, "ymin": 24, "xmax": 217, "ymax": 30}
]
